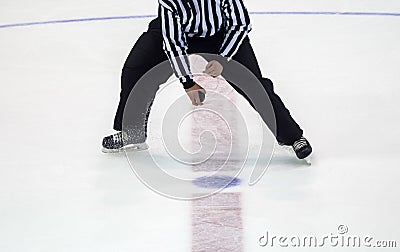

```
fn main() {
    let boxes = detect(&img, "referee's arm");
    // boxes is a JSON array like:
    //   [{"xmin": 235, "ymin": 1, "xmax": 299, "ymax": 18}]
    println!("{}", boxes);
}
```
[
  {"xmin": 159, "ymin": 1, "xmax": 195, "ymax": 89},
  {"xmin": 219, "ymin": 0, "xmax": 252, "ymax": 60}
]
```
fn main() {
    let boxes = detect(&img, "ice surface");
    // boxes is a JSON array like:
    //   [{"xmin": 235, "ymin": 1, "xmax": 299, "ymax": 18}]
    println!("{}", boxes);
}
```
[{"xmin": 1, "ymin": 1, "xmax": 400, "ymax": 251}]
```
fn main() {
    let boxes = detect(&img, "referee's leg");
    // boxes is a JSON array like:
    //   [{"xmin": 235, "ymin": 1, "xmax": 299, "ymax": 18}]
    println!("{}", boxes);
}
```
[
  {"xmin": 113, "ymin": 18, "xmax": 169, "ymax": 134},
  {"xmin": 231, "ymin": 37, "xmax": 303, "ymax": 145}
]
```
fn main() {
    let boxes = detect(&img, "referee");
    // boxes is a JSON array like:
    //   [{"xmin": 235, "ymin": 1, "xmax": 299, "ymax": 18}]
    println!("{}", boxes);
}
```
[{"xmin": 102, "ymin": 0, "xmax": 312, "ymax": 159}]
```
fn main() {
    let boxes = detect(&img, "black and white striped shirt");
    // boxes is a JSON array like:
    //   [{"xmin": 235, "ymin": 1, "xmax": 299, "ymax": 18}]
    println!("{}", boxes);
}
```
[{"xmin": 158, "ymin": 0, "xmax": 252, "ymax": 87}]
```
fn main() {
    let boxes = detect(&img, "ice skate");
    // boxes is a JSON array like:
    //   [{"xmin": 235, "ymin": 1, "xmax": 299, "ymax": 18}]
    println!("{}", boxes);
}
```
[
  {"xmin": 278, "ymin": 136, "xmax": 312, "ymax": 164},
  {"xmin": 102, "ymin": 132, "xmax": 149, "ymax": 153},
  {"xmin": 292, "ymin": 136, "xmax": 312, "ymax": 161}
]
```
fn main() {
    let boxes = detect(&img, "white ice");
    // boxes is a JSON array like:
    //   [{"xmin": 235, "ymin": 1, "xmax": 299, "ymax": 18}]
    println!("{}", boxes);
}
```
[{"xmin": 1, "ymin": 1, "xmax": 400, "ymax": 251}]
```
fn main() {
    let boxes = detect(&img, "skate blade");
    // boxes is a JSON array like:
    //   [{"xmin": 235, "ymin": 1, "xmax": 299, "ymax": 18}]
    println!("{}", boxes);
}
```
[
  {"xmin": 101, "ymin": 147, "xmax": 123, "ymax": 153},
  {"xmin": 124, "ymin": 142, "xmax": 149, "ymax": 151},
  {"xmin": 303, "ymin": 156, "xmax": 312, "ymax": 165},
  {"xmin": 277, "ymin": 143, "xmax": 312, "ymax": 165},
  {"xmin": 101, "ymin": 143, "xmax": 149, "ymax": 153}
]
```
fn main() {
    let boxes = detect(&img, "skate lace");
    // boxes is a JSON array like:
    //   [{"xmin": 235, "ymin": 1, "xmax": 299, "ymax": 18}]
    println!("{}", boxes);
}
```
[
  {"xmin": 112, "ymin": 132, "xmax": 122, "ymax": 144},
  {"xmin": 292, "ymin": 137, "xmax": 308, "ymax": 151}
]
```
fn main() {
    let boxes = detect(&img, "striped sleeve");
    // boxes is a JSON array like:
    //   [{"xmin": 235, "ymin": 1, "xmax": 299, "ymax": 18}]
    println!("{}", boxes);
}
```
[
  {"xmin": 219, "ymin": 0, "xmax": 252, "ymax": 60},
  {"xmin": 159, "ymin": 1, "xmax": 194, "ymax": 88}
]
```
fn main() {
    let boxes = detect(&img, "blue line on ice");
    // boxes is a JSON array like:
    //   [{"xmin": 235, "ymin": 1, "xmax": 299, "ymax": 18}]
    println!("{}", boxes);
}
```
[{"xmin": 1, "ymin": 11, "xmax": 400, "ymax": 29}]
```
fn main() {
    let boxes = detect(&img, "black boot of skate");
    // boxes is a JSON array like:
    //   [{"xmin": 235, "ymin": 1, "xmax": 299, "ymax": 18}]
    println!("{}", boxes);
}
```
[
  {"xmin": 292, "ymin": 136, "xmax": 312, "ymax": 159},
  {"xmin": 102, "ymin": 131, "xmax": 148, "ymax": 153}
]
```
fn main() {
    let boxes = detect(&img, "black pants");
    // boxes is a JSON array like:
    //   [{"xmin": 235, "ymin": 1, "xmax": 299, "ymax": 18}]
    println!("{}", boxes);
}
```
[{"xmin": 113, "ymin": 18, "xmax": 303, "ymax": 145}]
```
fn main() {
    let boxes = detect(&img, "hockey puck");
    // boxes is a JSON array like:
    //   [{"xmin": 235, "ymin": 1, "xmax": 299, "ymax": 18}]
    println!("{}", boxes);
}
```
[{"xmin": 198, "ymin": 91, "xmax": 206, "ymax": 102}]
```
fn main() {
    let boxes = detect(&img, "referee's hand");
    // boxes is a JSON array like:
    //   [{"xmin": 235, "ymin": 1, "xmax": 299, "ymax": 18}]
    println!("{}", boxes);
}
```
[
  {"xmin": 185, "ymin": 83, "xmax": 206, "ymax": 106},
  {"xmin": 203, "ymin": 60, "xmax": 223, "ymax": 77}
]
